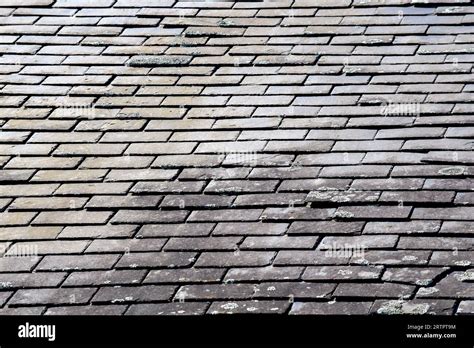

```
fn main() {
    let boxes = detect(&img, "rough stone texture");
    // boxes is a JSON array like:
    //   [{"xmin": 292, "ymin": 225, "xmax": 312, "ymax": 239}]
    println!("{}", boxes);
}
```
[
  {"xmin": 371, "ymin": 299, "xmax": 455, "ymax": 315},
  {"xmin": 0, "ymin": 0, "xmax": 472, "ymax": 315}
]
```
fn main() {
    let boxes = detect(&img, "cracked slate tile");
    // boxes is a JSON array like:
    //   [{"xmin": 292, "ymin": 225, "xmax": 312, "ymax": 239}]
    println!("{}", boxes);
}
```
[
  {"xmin": 382, "ymin": 267, "xmax": 449, "ymax": 286},
  {"xmin": 416, "ymin": 271, "xmax": 474, "ymax": 299}
]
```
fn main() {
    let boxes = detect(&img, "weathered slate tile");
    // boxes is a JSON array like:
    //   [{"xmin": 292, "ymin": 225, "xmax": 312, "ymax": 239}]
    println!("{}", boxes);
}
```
[
  {"xmin": 398, "ymin": 237, "xmax": 473, "ymax": 250},
  {"xmin": 0, "ymin": 272, "xmax": 65, "ymax": 289},
  {"xmin": 144, "ymin": 268, "xmax": 224, "ymax": 284},
  {"xmin": 0, "ymin": 226, "xmax": 62, "ymax": 241},
  {"xmin": 36, "ymin": 254, "xmax": 120, "ymax": 271},
  {"xmin": 297, "ymin": 153, "xmax": 365, "ymax": 165},
  {"xmin": 0, "ymin": 212, "xmax": 36, "ymax": 226},
  {"xmin": 208, "ymin": 301, "xmax": 289, "ymax": 314},
  {"xmin": 138, "ymin": 223, "xmax": 213, "ymax": 238},
  {"xmin": 255, "ymin": 282, "xmax": 336, "ymax": 300},
  {"xmin": 92, "ymin": 285, "xmax": 176, "ymax": 304},
  {"xmin": 371, "ymin": 299, "xmax": 455, "ymax": 315},
  {"xmin": 195, "ymin": 251, "xmax": 275, "ymax": 268},
  {"xmin": 303, "ymin": 265, "xmax": 383, "ymax": 281},
  {"xmin": 382, "ymin": 267, "xmax": 448, "ymax": 286},
  {"xmin": 55, "ymin": 182, "xmax": 132, "ymax": 195},
  {"xmin": 457, "ymin": 301, "xmax": 474, "ymax": 314},
  {"xmin": 233, "ymin": 193, "xmax": 306, "ymax": 207},
  {"xmin": 318, "ymin": 235, "xmax": 398, "ymax": 250},
  {"xmin": 106, "ymin": 168, "xmax": 176, "ymax": 182},
  {"xmin": 364, "ymin": 221, "xmax": 441, "ymax": 234},
  {"xmin": 0, "ymin": 307, "xmax": 45, "ymax": 315},
  {"xmin": 86, "ymin": 239, "xmax": 166, "ymax": 253},
  {"xmin": 164, "ymin": 237, "xmax": 241, "ymax": 252},
  {"xmin": 188, "ymin": 209, "xmax": 263, "ymax": 222},
  {"xmin": 288, "ymin": 221, "xmax": 364, "ymax": 235},
  {"xmin": 248, "ymin": 167, "xmax": 321, "ymax": 180},
  {"xmin": 6, "ymin": 240, "xmax": 88, "ymax": 255},
  {"xmin": 274, "ymin": 250, "xmax": 351, "ymax": 266},
  {"xmin": 412, "ymin": 207, "xmax": 474, "ymax": 220},
  {"xmin": 241, "ymin": 236, "xmax": 318, "ymax": 250},
  {"xmin": 116, "ymin": 252, "xmax": 197, "ymax": 269},
  {"xmin": 262, "ymin": 207, "xmax": 335, "ymax": 221},
  {"xmin": 9, "ymin": 288, "xmax": 96, "ymax": 306},
  {"xmin": 351, "ymin": 251, "xmax": 431, "ymax": 266},
  {"xmin": 45, "ymin": 305, "xmax": 126, "ymax": 315},
  {"xmin": 204, "ymin": 180, "xmax": 278, "ymax": 194},
  {"xmin": 179, "ymin": 167, "xmax": 250, "ymax": 180},
  {"xmin": 290, "ymin": 301, "xmax": 372, "ymax": 315},
  {"xmin": 417, "ymin": 272, "xmax": 474, "ymax": 299},
  {"xmin": 351, "ymin": 178, "xmax": 424, "ymax": 190},
  {"xmin": 110, "ymin": 210, "xmax": 189, "ymax": 224},
  {"xmin": 334, "ymin": 283, "xmax": 415, "ymax": 298},
  {"xmin": 440, "ymin": 221, "xmax": 474, "ymax": 234},
  {"xmin": 81, "ymin": 156, "xmax": 154, "ymax": 169},
  {"xmin": 307, "ymin": 190, "xmax": 380, "ymax": 204},
  {"xmin": 319, "ymin": 165, "xmax": 391, "ymax": 178},
  {"xmin": 131, "ymin": 181, "xmax": 205, "ymax": 194},
  {"xmin": 175, "ymin": 284, "xmax": 255, "ymax": 301},
  {"xmin": 63, "ymin": 270, "xmax": 146, "ymax": 287},
  {"xmin": 379, "ymin": 191, "xmax": 455, "ymax": 204},
  {"xmin": 86, "ymin": 195, "xmax": 162, "ymax": 209},
  {"xmin": 59, "ymin": 225, "xmax": 137, "ymax": 239},
  {"xmin": 33, "ymin": 211, "xmax": 113, "ymax": 225},
  {"xmin": 212, "ymin": 222, "xmax": 288, "ymax": 236},
  {"xmin": 429, "ymin": 251, "xmax": 474, "ymax": 266},
  {"xmin": 334, "ymin": 206, "xmax": 412, "ymax": 219},
  {"xmin": 127, "ymin": 302, "xmax": 208, "ymax": 315},
  {"xmin": 224, "ymin": 266, "xmax": 303, "ymax": 282}
]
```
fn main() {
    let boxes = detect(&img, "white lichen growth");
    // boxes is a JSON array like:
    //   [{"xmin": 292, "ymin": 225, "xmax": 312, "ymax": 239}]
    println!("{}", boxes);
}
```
[
  {"xmin": 221, "ymin": 302, "xmax": 239, "ymax": 311},
  {"xmin": 377, "ymin": 300, "xmax": 430, "ymax": 315}
]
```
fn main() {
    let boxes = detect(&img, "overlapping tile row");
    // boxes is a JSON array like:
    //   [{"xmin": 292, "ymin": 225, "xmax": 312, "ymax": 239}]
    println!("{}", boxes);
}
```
[{"xmin": 0, "ymin": 0, "xmax": 473, "ymax": 315}]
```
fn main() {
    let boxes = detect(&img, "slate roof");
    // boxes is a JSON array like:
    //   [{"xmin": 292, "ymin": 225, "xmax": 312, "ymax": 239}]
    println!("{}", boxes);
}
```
[{"xmin": 0, "ymin": 0, "xmax": 473, "ymax": 315}]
